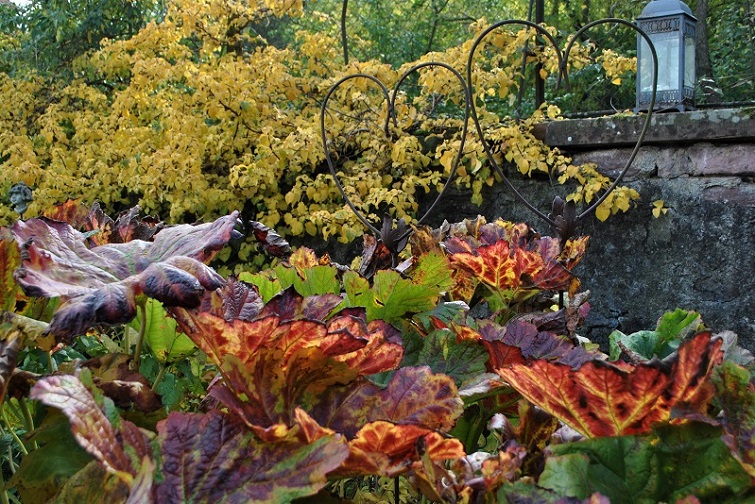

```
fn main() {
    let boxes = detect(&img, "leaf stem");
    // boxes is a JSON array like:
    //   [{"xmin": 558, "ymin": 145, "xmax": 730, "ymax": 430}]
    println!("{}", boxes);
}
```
[
  {"xmin": 132, "ymin": 300, "xmax": 148, "ymax": 370},
  {"xmin": 0, "ymin": 409, "xmax": 27, "ymax": 456},
  {"xmin": 18, "ymin": 400, "xmax": 36, "ymax": 451},
  {"xmin": 0, "ymin": 468, "xmax": 9, "ymax": 504},
  {"xmin": 151, "ymin": 363, "xmax": 167, "ymax": 392},
  {"xmin": 46, "ymin": 350, "xmax": 56, "ymax": 373}
]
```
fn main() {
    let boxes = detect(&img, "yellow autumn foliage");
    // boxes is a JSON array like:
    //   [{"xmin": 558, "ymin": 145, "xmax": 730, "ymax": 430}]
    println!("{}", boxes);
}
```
[{"xmin": 0, "ymin": 0, "xmax": 639, "ymax": 249}]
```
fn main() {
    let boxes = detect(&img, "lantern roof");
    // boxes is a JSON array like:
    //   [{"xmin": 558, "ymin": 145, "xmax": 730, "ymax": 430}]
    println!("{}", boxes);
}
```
[{"xmin": 638, "ymin": 0, "xmax": 696, "ymax": 20}]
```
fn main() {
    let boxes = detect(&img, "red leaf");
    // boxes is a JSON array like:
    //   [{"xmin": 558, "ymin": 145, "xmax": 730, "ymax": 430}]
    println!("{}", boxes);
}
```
[
  {"xmin": 42, "ymin": 199, "xmax": 90, "ymax": 228},
  {"xmin": 156, "ymin": 410, "xmax": 348, "ymax": 502},
  {"xmin": 358, "ymin": 234, "xmax": 393, "ymax": 279},
  {"xmin": 222, "ymin": 276, "xmax": 265, "ymax": 321},
  {"xmin": 531, "ymin": 236, "xmax": 589, "ymax": 291},
  {"xmin": 214, "ymin": 347, "xmax": 359, "ymax": 428},
  {"xmin": 479, "ymin": 319, "xmax": 596, "ymax": 368},
  {"xmin": 83, "ymin": 203, "xmax": 163, "ymax": 246},
  {"xmin": 497, "ymin": 332, "xmax": 723, "ymax": 437}
]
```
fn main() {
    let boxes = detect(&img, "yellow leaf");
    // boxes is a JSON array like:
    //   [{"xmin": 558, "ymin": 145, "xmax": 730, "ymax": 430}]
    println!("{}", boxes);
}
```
[
  {"xmin": 595, "ymin": 201, "xmax": 611, "ymax": 222},
  {"xmin": 612, "ymin": 77, "xmax": 622, "ymax": 85},
  {"xmin": 652, "ymin": 200, "xmax": 668, "ymax": 218}
]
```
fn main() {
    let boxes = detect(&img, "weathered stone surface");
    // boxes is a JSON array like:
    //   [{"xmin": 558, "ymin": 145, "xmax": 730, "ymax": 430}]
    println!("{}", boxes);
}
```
[
  {"xmin": 546, "ymin": 107, "xmax": 755, "ymax": 148},
  {"xmin": 686, "ymin": 143, "xmax": 755, "ymax": 177},
  {"xmin": 574, "ymin": 143, "xmax": 755, "ymax": 179},
  {"xmin": 703, "ymin": 182, "xmax": 755, "ymax": 206},
  {"xmin": 319, "ymin": 109, "xmax": 755, "ymax": 353},
  {"xmin": 416, "ymin": 173, "xmax": 755, "ymax": 353}
]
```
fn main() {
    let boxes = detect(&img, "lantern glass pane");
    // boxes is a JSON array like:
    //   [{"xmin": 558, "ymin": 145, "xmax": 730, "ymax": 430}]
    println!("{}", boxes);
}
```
[
  {"xmin": 646, "ymin": 31, "xmax": 679, "ymax": 92},
  {"xmin": 684, "ymin": 34, "xmax": 696, "ymax": 88}
]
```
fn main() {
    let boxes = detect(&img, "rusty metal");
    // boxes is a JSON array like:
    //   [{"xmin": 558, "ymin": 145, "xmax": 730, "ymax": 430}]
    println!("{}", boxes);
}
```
[{"xmin": 320, "ymin": 18, "xmax": 659, "ymax": 245}]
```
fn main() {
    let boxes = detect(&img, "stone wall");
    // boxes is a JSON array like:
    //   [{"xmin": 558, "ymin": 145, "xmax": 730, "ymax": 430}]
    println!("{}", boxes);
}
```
[{"xmin": 422, "ymin": 107, "xmax": 755, "ymax": 351}]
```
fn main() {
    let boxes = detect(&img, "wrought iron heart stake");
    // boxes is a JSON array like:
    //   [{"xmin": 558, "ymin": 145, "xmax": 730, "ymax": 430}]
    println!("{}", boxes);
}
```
[
  {"xmin": 320, "ymin": 62, "xmax": 472, "ymax": 255},
  {"xmin": 321, "ymin": 18, "xmax": 659, "ymax": 248}
]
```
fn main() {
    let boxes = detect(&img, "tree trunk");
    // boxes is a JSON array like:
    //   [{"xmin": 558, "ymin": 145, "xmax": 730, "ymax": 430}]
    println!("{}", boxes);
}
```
[{"xmin": 694, "ymin": 0, "xmax": 715, "ymax": 80}]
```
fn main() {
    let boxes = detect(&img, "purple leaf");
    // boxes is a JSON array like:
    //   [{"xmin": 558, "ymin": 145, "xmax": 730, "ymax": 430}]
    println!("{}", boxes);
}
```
[
  {"xmin": 12, "ymin": 211, "xmax": 239, "ymax": 342},
  {"xmin": 155, "ymin": 410, "xmax": 348, "ymax": 503}
]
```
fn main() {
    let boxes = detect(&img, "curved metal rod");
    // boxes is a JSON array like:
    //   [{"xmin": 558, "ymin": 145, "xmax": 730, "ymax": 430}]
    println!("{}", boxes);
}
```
[
  {"xmin": 560, "ymin": 19, "xmax": 658, "ymax": 221},
  {"xmin": 466, "ymin": 20, "xmax": 567, "ymax": 226},
  {"xmin": 320, "ymin": 73, "xmax": 395, "ymax": 236},
  {"xmin": 389, "ymin": 61, "xmax": 473, "ymax": 237}
]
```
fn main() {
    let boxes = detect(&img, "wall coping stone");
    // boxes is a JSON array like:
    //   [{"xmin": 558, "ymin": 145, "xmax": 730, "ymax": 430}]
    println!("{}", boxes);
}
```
[{"xmin": 544, "ymin": 107, "xmax": 755, "ymax": 149}]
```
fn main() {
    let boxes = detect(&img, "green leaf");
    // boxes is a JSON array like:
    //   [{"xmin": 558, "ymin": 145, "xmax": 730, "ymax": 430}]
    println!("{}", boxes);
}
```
[
  {"xmin": 411, "ymin": 250, "xmax": 454, "ymax": 293},
  {"xmin": 370, "ymin": 270, "xmax": 438, "ymax": 322},
  {"xmin": 608, "ymin": 329, "xmax": 661, "ymax": 361},
  {"xmin": 413, "ymin": 300, "xmax": 469, "ymax": 329},
  {"xmin": 239, "ymin": 271, "xmax": 282, "ymax": 303},
  {"xmin": 540, "ymin": 435, "xmax": 654, "ymax": 501},
  {"xmin": 608, "ymin": 309, "xmax": 701, "ymax": 361},
  {"xmin": 343, "ymin": 269, "xmax": 441, "ymax": 323},
  {"xmin": 275, "ymin": 264, "xmax": 341, "ymax": 297},
  {"xmin": 540, "ymin": 422, "xmax": 753, "ymax": 503},
  {"xmin": 654, "ymin": 422, "xmax": 753, "ymax": 502},
  {"xmin": 497, "ymin": 479, "xmax": 595, "ymax": 503},
  {"xmin": 415, "ymin": 329, "xmax": 488, "ymax": 385},
  {"xmin": 132, "ymin": 298, "xmax": 196, "ymax": 362},
  {"xmin": 538, "ymin": 452, "xmax": 594, "ymax": 499},
  {"xmin": 155, "ymin": 372, "xmax": 183, "ymax": 411},
  {"xmin": 343, "ymin": 270, "xmax": 371, "ymax": 308},
  {"xmin": 9, "ymin": 410, "xmax": 93, "ymax": 504},
  {"xmin": 713, "ymin": 361, "xmax": 755, "ymax": 476},
  {"xmin": 656, "ymin": 308, "xmax": 702, "ymax": 342}
]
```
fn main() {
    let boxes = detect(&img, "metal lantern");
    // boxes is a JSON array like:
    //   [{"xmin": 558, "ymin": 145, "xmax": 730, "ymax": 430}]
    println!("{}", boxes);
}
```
[{"xmin": 636, "ymin": 0, "xmax": 697, "ymax": 111}]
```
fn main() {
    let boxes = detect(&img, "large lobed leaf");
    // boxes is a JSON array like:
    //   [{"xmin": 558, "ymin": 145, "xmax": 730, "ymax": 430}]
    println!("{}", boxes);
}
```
[
  {"xmin": 497, "ymin": 332, "xmax": 723, "ymax": 437},
  {"xmin": 343, "ymin": 269, "xmax": 442, "ymax": 323},
  {"xmin": 608, "ymin": 308, "xmax": 703, "ymax": 361},
  {"xmin": 156, "ymin": 410, "xmax": 348, "ymax": 503},
  {"xmin": 310, "ymin": 366, "xmax": 464, "ymax": 439},
  {"xmin": 171, "ymin": 291, "xmax": 402, "ymax": 376},
  {"xmin": 455, "ymin": 319, "xmax": 598, "ymax": 370},
  {"xmin": 29, "ymin": 374, "xmax": 150, "ymax": 482},
  {"xmin": 337, "ymin": 420, "xmax": 465, "ymax": 478},
  {"xmin": 713, "ymin": 360, "xmax": 755, "ymax": 478},
  {"xmin": 0, "ymin": 227, "xmax": 21, "ymax": 312},
  {"xmin": 11, "ymin": 211, "xmax": 239, "ymax": 341},
  {"xmin": 171, "ymin": 286, "xmax": 407, "ymax": 432},
  {"xmin": 434, "ymin": 217, "xmax": 588, "ymax": 298},
  {"xmin": 539, "ymin": 422, "xmax": 753, "ymax": 502}
]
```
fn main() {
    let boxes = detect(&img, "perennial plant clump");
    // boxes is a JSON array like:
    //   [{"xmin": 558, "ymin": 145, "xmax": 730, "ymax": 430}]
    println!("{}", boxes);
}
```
[{"xmin": 0, "ymin": 202, "xmax": 752, "ymax": 503}]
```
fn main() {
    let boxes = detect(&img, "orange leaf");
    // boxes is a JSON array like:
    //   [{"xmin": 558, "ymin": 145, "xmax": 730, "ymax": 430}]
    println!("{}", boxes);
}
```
[
  {"xmin": 327, "ymin": 315, "xmax": 403, "ymax": 375},
  {"xmin": 450, "ymin": 240, "xmax": 518, "ymax": 290},
  {"xmin": 339, "ymin": 421, "xmax": 464, "ymax": 477},
  {"xmin": 496, "ymin": 332, "xmax": 723, "ymax": 437}
]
